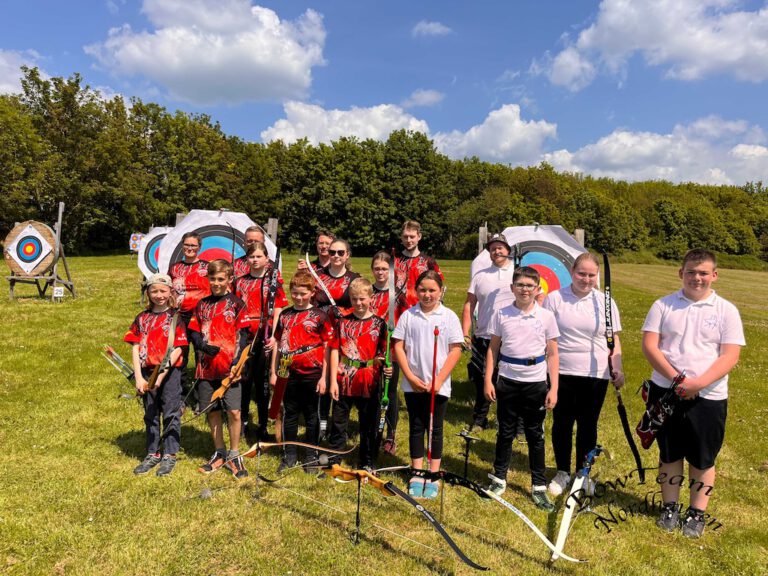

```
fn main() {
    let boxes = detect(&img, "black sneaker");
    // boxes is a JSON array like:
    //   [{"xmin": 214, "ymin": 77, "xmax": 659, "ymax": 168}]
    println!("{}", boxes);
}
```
[
  {"xmin": 155, "ymin": 454, "xmax": 177, "ymax": 477},
  {"xmin": 276, "ymin": 458, "xmax": 297, "ymax": 474},
  {"xmin": 656, "ymin": 502, "xmax": 680, "ymax": 532},
  {"xmin": 532, "ymin": 489, "xmax": 555, "ymax": 512},
  {"xmin": 198, "ymin": 452, "xmax": 226, "ymax": 474},
  {"xmin": 133, "ymin": 453, "xmax": 161, "ymax": 475},
  {"xmin": 681, "ymin": 507, "xmax": 705, "ymax": 538}
]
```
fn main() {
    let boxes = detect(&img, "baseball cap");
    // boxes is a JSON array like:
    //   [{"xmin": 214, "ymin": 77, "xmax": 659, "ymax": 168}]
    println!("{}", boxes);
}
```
[
  {"xmin": 146, "ymin": 273, "xmax": 173, "ymax": 288},
  {"xmin": 485, "ymin": 233, "xmax": 511, "ymax": 251}
]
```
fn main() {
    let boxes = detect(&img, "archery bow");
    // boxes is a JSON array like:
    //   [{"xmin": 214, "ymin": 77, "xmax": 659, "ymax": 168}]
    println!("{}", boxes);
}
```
[
  {"xmin": 102, "ymin": 345, "xmax": 134, "ymax": 381},
  {"xmin": 375, "ymin": 248, "xmax": 397, "ymax": 451},
  {"xmin": 146, "ymin": 311, "xmax": 180, "ymax": 391},
  {"xmin": 602, "ymin": 253, "xmax": 644, "ymax": 482}
]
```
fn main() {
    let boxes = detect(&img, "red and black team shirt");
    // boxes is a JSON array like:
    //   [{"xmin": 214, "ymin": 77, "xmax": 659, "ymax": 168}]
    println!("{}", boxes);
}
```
[
  {"xmin": 188, "ymin": 293, "xmax": 248, "ymax": 380},
  {"xmin": 371, "ymin": 285, "xmax": 408, "ymax": 326},
  {"xmin": 395, "ymin": 253, "xmax": 443, "ymax": 308},
  {"xmin": 274, "ymin": 306, "xmax": 334, "ymax": 376},
  {"xmin": 169, "ymin": 260, "xmax": 211, "ymax": 314},
  {"xmin": 232, "ymin": 256, "xmax": 276, "ymax": 280},
  {"xmin": 234, "ymin": 270, "xmax": 288, "ymax": 337},
  {"xmin": 330, "ymin": 314, "xmax": 386, "ymax": 398},
  {"xmin": 124, "ymin": 309, "xmax": 188, "ymax": 368},
  {"xmin": 313, "ymin": 267, "xmax": 361, "ymax": 313}
]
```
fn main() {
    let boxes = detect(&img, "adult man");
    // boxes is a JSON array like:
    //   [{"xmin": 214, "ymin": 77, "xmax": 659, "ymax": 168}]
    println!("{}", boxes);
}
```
[{"xmin": 462, "ymin": 233, "xmax": 516, "ymax": 432}]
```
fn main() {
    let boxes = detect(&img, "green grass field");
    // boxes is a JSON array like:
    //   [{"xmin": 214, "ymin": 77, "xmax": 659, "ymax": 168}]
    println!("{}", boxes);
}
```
[{"xmin": 1, "ymin": 255, "xmax": 766, "ymax": 576}]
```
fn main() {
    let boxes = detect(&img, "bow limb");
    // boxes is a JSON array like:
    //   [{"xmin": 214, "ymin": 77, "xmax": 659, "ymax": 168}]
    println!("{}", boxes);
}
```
[{"xmin": 241, "ymin": 441, "xmax": 356, "ymax": 459}]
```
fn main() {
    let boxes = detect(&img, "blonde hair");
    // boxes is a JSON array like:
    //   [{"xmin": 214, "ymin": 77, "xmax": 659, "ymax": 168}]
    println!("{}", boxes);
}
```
[{"xmin": 349, "ymin": 277, "xmax": 373, "ymax": 297}]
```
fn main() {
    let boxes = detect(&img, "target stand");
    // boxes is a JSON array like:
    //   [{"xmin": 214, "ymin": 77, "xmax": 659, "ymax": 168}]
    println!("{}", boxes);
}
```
[{"xmin": 4, "ymin": 202, "xmax": 76, "ymax": 301}]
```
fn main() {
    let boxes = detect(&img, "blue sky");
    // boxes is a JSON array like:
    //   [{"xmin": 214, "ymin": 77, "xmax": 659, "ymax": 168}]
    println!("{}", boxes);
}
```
[{"xmin": 1, "ymin": 0, "xmax": 767, "ymax": 184}]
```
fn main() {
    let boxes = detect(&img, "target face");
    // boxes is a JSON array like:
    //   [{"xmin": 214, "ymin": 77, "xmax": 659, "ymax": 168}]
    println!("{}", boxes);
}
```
[
  {"xmin": 167, "ymin": 224, "xmax": 247, "ymax": 265},
  {"xmin": 7, "ymin": 224, "xmax": 53, "ymax": 275},
  {"xmin": 129, "ymin": 232, "xmax": 144, "ymax": 253},
  {"xmin": 137, "ymin": 227, "xmax": 172, "ymax": 279}
]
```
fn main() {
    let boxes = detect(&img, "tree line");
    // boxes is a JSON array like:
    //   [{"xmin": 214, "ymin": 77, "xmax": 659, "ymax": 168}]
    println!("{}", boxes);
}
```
[{"xmin": 2, "ymin": 67, "xmax": 767, "ymax": 263}]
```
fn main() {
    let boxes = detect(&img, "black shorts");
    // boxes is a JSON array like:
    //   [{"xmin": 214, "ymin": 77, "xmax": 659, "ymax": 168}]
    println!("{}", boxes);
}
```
[
  {"xmin": 198, "ymin": 379, "xmax": 242, "ymax": 413},
  {"xmin": 649, "ymin": 382, "xmax": 727, "ymax": 469}
]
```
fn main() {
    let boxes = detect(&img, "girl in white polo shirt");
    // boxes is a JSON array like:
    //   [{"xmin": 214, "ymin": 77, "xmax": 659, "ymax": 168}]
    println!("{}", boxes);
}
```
[
  {"xmin": 543, "ymin": 252, "xmax": 625, "ymax": 496},
  {"xmin": 484, "ymin": 266, "xmax": 560, "ymax": 511},
  {"xmin": 392, "ymin": 270, "xmax": 463, "ymax": 500}
]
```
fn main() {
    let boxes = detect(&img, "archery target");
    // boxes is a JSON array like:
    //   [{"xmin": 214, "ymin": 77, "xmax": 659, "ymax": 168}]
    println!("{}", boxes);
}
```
[
  {"xmin": 4, "ymin": 221, "xmax": 56, "ymax": 276},
  {"xmin": 138, "ymin": 227, "xmax": 172, "ymax": 279},
  {"xmin": 129, "ymin": 232, "xmax": 144, "ymax": 253}
]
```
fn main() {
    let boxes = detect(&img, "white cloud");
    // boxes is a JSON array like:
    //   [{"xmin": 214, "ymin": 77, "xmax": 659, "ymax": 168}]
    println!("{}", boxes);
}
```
[
  {"xmin": 434, "ymin": 104, "xmax": 557, "ymax": 165},
  {"xmin": 260, "ymin": 101, "xmax": 429, "ymax": 144},
  {"xmin": 412, "ymin": 20, "xmax": 452, "ymax": 37},
  {"xmin": 0, "ymin": 50, "xmax": 43, "ymax": 95},
  {"xmin": 538, "ymin": 0, "xmax": 768, "ymax": 91},
  {"xmin": 544, "ymin": 116, "xmax": 768, "ymax": 184},
  {"xmin": 402, "ymin": 89, "xmax": 444, "ymax": 108},
  {"xmin": 85, "ymin": 0, "xmax": 326, "ymax": 105}
]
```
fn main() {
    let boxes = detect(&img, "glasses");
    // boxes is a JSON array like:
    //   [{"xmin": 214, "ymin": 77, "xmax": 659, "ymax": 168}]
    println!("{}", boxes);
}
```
[
  {"xmin": 328, "ymin": 249, "xmax": 346, "ymax": 256},
  {"xmin": 513, "ymin": 283, "xmax": 538, "ymax": 291},
  {"xmin": 183, "ymin": 244, "xmax": 200, "ymax": 249}
]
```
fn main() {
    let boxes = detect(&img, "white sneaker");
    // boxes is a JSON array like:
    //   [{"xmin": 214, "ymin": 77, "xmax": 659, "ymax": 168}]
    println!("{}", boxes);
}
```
[
  {"xmin": 487, "ymin": 473, "xmax": 507, "ymax": 496},
  {"xmin": 548, "ymin": 470, "xmax": 571, "ymax": 496}
]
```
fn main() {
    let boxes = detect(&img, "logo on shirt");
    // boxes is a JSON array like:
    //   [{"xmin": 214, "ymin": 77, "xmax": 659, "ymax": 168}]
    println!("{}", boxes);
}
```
[{"xmin": 703, "ymin": 314, "xmax": 719, "ymax": 331}]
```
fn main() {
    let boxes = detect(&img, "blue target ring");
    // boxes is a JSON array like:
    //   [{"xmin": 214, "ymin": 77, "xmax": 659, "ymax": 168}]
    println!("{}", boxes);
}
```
[
  {"xmin": 17, "ymin": 237, "xmax": 43, "ymax": 263},
  {"xmin": 199, "ymin": 235, "xmax": 246, "ymax": 262},
  {"xmin": 145, "ymin": 234, "xmax": 166, "ymax": 274},
  {"xmin": 516, "ymin": 240, "xmax": 578, "ymax": 295}
]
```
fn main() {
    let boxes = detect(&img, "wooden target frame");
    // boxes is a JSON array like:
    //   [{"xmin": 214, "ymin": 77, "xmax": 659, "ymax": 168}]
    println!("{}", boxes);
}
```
[{"xmin": 4, "ymin": 202, "xmax": 77, "ymax": 301}]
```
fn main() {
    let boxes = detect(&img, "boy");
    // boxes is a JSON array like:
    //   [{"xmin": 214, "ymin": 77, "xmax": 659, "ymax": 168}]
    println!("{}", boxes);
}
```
[
  {"xmin": 188, "ymin": 259, "xmax": 250, "ymax": 479},
  {"xmin": 395, "ymin": 220, "xmax": 443, "ymax": 309},
  {"xmin": 484, "ymin": 266, "xmax": 559, "ymax": 511},
  {"xmin": 329, "ymin": 278, "xmax": 390, "ymax": 469},
  {"xmin": 270, "ymin": 270, "xmax": 334, "ymax": 471},
  {"xmin": 642, "ymin": 249, "xmax": 744, "ymax": 538}
]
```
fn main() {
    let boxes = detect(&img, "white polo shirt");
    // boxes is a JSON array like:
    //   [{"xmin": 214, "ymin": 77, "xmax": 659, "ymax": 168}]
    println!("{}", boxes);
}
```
[
  {"xmin": 468, "ymin": 262, "xmax": 516, "ymax": 338},
  {"xmin": 392, "ymin": 303, "xmax": 464, "ymax": 397},
  {"xmin": 642, "ymin": 290, "xmax": 745, "ymax": 400},
  {"xmin": 488, "ymin": 302, "xmax": 560, "ymax": 382},
  {"xmin": 544, "ymin": 285, "xmax": 621, "ymax": 379}
]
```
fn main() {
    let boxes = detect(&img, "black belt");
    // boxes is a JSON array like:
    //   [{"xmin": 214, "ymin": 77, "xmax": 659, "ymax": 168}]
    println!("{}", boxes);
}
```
[
  {"xmin": 499, "ymin": 353, "xmax": 546, "ymax": 366},
  {"xmin": 279, "ymin": 343, "xmax": 321, "ymax": 357}
]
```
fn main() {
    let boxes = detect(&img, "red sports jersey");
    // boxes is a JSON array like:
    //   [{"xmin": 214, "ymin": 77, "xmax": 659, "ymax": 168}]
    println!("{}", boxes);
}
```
[
  {"xmin": 234, "ymin": 269, "xmax": 288, "ymax": 336},
  {"xmin": 124, "ymin": 309, "xmax": 188, "ymax": 368},
  {"xmin": 395, "ymin": 253, "xmax": 443, "ymax": 308},
  {"xmin": 169, "ymin": 260, "xmax": 211, "ymax": 314},
  {"xmin": 232, "ymin": 256, "xmax": 250, "ymax": 279},
  {"xmin": 313, "ymin": 267, "xmax": 361, "ymax": 310},
  {"xmin": 330, "ymin": 314, "xmax": 386, "ymax": 398},
  {"xmin": 188, "ymin": 293, "xmax": 248, "ymax": 380},
  {"xmin": 371, "ymin": 285, "xmax": 408, "ymax": 326},
  {"xmin": 274, "ymin": 307, "xmax": 334, "ymax": 376}
]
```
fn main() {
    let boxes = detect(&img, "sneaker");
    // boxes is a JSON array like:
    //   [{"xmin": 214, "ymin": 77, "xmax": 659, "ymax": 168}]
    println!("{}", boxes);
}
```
[
  {"xmin": 681, "ymin": 507, "xmax": 705, "ymax": 538},
  {"xmin": 155, "ymin": 454, "xmax": 177, "ymax": 477},
  {"xmin": 408, "ymin": 477, "xmax": 425, "ymax": 498},
  {"xmin": 382, "ymin": 438, "xmax": 397, "ymax": 456},
  {"xmin": 656, "ymin": 502, "xmax": 680, "ymax": 532},
  {"xmin": 198, "ymin": 452, "xmax": 226, "ymax": 474},
  {"xmin": 487, "ymin": 473, "xmax": 507, "ymax": 496},
  {"xmin": 532, "ymin": 487, "xmax": 556, "ymax": 512},
  {"xmin": 422, "ymin": 480, "xmax": 439, "ymax": 499},
  {"xmin": 276, "ymin": 458, "xmax": 297, "ymax": 474},
  {"xmin": 548, "ymin": 470, "xmax": 571, "ymax": 496},
  {"xmin": 133, "ymin": 453, "xmax": 161, "ymax": 475},
  {"xmin": 226, "ymin": 455, "xmax": 249, "ymax": 480}
]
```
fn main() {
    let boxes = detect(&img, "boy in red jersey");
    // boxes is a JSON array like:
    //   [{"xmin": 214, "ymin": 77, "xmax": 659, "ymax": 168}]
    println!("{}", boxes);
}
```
[
  {"xmin": 395, "ymin": 221, "xmax": 443, "ymax": 308},
  {"xmin": 188, "ymin": 260, "xmax": 250, "ymax": 479},
  {"xmin": 329, "ymin": 278, "xmax": 391, "ymax": 469},
  {"xmin": 270, "ymin": 270, "xmax": 335, "ymax": 472}
]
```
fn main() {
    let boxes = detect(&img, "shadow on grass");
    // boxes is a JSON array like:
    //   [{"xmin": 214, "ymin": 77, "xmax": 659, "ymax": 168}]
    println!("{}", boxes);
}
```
[{"xmin": 113, "ymin": 424, "xmax": 214, "ymax": 460}]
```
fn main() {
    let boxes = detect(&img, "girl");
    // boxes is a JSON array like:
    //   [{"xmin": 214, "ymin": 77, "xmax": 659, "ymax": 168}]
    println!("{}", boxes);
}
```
[
  {"xmin": 124, "ymin": 273, "xmax": 188, "ymax": 477},
  {"xmin": 234, "ymin": 242, "xmax": 288, "ymax": 441},
  {"xmin": 543, "ymin": 253, "xmax": 625, "ymax": 497},
  {"xmin": 392, "ymin": 270, "xmax": 463, "ymax": 499}
]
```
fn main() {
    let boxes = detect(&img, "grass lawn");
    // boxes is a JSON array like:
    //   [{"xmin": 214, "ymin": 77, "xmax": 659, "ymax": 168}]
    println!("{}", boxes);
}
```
[{"xmin": 1, "ymin": 254, "xmax": 766, "ymax": 575}]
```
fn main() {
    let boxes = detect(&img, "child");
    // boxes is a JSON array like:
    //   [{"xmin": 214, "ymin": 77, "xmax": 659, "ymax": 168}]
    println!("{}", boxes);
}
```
[
  {"xmin": 395, "ymin": 220, "xmax": 443, "ymax": 309},
  {"xmin": 329, "ymin": 278, "xmax": 391, "ymax": 469},
  {"xmin": 641, "ymin": 249, "xmax": 744, "ymax": 538},
  {"xmin": 370, "ymin": 251, "xmax": 408, "ymax": 454},
  {"xmin": 392, "ymin": 270, "xmax": 463, "ymax": 499},
  {"xmin": 484, "ymin": 266, "xmax": 559, "ymax": 511},
  {"xmin": 234, "ymin": 242, "xmax": 288, "ymax": 441},
  {"xmin": 188, "ymin": 259, "xmax": 250, "ymax": 479},
  {"xmin": 270, "ymin": 270, "xmax": 334, "ymax": 472},
  {"xmin": 124, "ymin": 273, "xmax": 188, "ymax": 477},
  {"xmin": 233, "ymin": 226, "xmax": 266, "ymax": 279}
]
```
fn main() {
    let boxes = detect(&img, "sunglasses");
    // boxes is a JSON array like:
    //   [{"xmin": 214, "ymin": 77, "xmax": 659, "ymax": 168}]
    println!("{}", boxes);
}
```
[{"xmin": 328, "ymin": 249, "xmax": 347, "ymax": 256}]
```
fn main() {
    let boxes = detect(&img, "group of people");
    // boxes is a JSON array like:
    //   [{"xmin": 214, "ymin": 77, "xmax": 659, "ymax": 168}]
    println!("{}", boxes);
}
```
[{"xmin": 123, "ymin": 222, "xmax": 744, "ymax": 540}]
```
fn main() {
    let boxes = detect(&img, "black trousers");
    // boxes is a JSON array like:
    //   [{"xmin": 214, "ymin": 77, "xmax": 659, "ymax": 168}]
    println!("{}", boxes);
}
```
[
  {"xmin": 382, "ymin": 363, "xmax": 401, "ymax": 439},
  {"xmin": 493, "ymin": 376, "xmax": 547, "ymax": 486},
  {"xmin": 468, "ymin": 336, "xmax": 494, "ymax": 426},
  {"xmin": 141, "ymin": 367, "xmax": 183, "ymax": 455},
  {"xmin": 551, "ymin": 374, "xmax": 609, "ymax": 474},
  {"xmin": 330, "ymin": 395, "xmax": 379, "ymax": 467},
  {"xmin": 241, "ymin": 340, "xmax": 271, "ymax": 431},
  {"xmin": 282, "ymin": 371, "xmax": 321, "ymax": 464},
  {"xmin": 403, "ymin": 392, "xmax": 448, "ymax": 461},
  {"xmin": 179, "ymin": 311, "xmax": 198, "ymax": 409}
]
